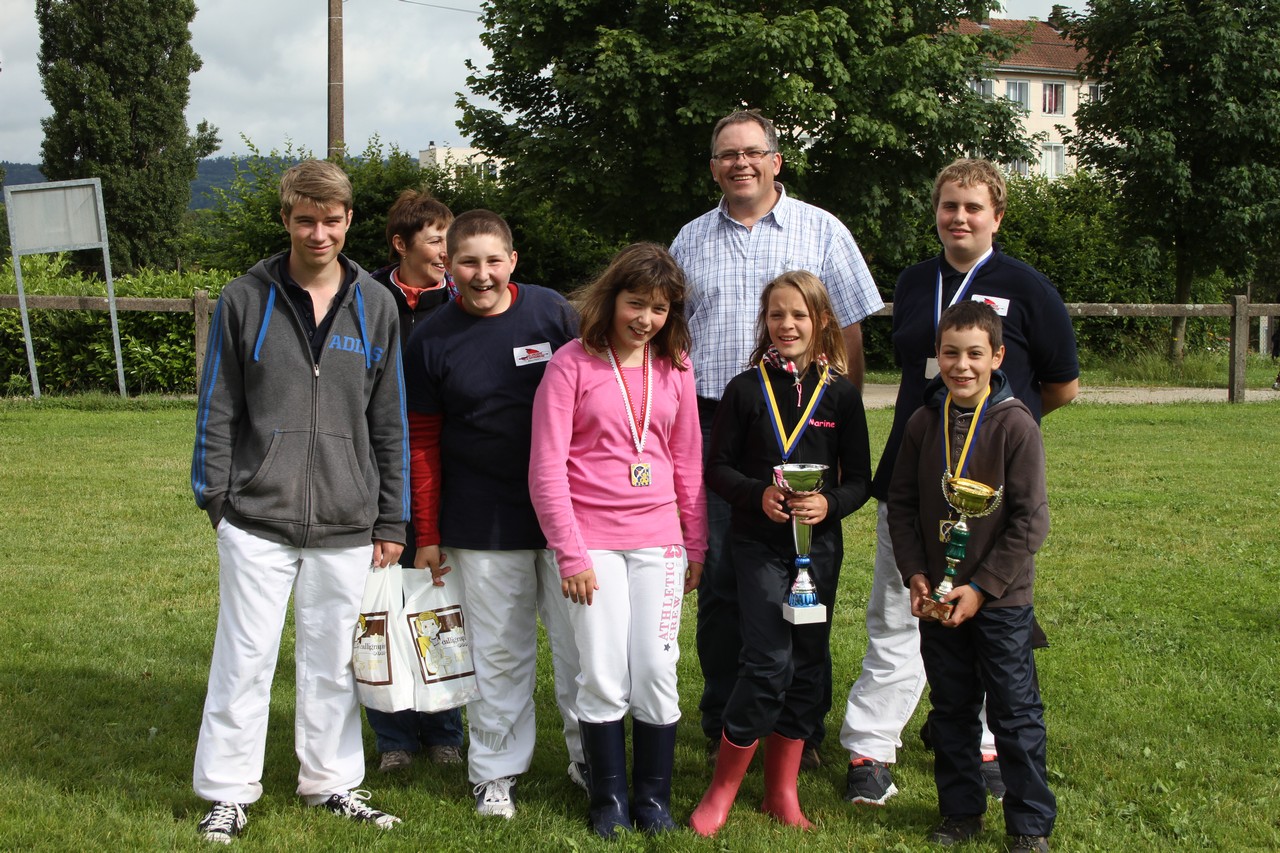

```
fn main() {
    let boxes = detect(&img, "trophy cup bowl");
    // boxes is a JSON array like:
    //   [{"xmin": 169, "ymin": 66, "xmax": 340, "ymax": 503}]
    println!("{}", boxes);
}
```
[
  {"xmin": 773, "ymin": 463, "xmax": 829, "ymax": 625},
  {"xmin": 944, "ymin": 477, "xmax": 999, "ymax": 515}
]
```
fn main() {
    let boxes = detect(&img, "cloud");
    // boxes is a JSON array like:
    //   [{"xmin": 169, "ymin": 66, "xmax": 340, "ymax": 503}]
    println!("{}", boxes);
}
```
[
  {"xmin": 0, "ymin": 0, "xmax": 490, "ymax": 164},
  {"xmin": 1, "ymin": 0, "xmax": 1072, "ymax": 166}
]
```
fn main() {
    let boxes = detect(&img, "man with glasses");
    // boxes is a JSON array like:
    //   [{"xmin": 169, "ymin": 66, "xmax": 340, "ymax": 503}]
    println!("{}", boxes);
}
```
[{"xmin": 671, "ymin": 110, "xmax": 883, "ymax": 772}]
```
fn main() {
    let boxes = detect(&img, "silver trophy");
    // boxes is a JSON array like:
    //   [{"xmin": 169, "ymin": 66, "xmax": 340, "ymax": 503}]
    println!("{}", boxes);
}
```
[{"xmin": 773, "ymin": 463, "xmax": 829, "ymax": 625}]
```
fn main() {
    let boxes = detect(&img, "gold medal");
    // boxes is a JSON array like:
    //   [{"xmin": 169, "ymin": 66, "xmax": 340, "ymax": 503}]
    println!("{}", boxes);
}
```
[{"xmin": 607, "ymin": 342, "xmax": 653, "ymax": 486}]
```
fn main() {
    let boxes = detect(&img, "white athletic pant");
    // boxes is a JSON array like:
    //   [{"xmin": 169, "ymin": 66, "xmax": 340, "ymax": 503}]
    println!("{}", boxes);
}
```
[
  {"xmin": 567, "ymin": 546, "xmax": 686, "ymax": 726},
  {"xmin": 450, "ymin": 548, "xmax": 583, "ymax": 784},
  {"xmin": 840, "ymin": 502, "xmax": 995, "ymax": 763},
  {"xmin": 193, "ymin": 521, "xmax": 371, "ymax": 805}
]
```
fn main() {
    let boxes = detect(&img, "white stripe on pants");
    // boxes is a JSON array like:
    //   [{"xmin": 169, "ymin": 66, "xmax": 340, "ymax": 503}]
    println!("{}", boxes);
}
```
[
  {"xmin": 450, "ymin": 548, "xmax": 583, "ymax": 783},
  {"xmin": 839, "ymin": 501, "xmax": 995, "ymax": 763},
  {"xmin": 567, "ymin": 546, "xmax": 685, "ymax": 726},
  {"xmin": 193, "ymin": 521, "xmax": 371, "ymax": 804}
]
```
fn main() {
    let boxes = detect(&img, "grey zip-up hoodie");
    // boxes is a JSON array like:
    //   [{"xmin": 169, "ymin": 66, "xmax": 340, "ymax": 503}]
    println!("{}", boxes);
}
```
[{"xmin": 192, "ymin": 251, "xmax": 409, "ymax": 549}]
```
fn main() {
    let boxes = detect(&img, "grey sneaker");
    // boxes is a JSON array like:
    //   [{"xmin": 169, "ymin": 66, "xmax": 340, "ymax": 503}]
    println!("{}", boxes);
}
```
[
  {"xmin": 426, "ymin": 744, "xmax": 464, "ymax": 765},
  {"xmin": 378, "ymin": 749, "xmax": 413, "ymax": 773},
  {"xmin": 197, "ymin": 801, "xmax": 247, "ymax": 844},
  {"xmin": 845, "ymin": 757, "xmax": 898, "ymax": 805},
  {"xmin": 474, "ymin": 776, "xmax": 517, "ymax": 819},
  {"xmin": 800, "ymin": 745, "xmax": 822, "ymax": 772},
  {"xmin": 319, "ymin": 790, "xmax": 401, "ymax": 829},
  {"xmin": 567, "ymin": 761, "xmax": 589, "ymax": 793},
  {"xmin": 1008, "ymin": 834, "xmax": 1050, "ymax": 852}
]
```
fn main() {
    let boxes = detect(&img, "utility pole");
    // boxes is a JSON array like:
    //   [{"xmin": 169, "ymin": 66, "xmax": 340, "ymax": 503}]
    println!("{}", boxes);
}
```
[{"xmin": 328, "ymin": 0, "xmax": 344, "ymax": 159}]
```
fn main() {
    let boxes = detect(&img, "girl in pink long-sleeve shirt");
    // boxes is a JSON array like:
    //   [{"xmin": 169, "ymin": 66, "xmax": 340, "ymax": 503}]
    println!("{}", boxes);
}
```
[{"xmin": 530, "ymin": 243, "xmax": 706, "ymax": 839}]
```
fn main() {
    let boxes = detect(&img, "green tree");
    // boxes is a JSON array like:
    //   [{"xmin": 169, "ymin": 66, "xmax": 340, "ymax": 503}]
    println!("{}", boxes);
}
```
[
  {"xmin": 1063, "ymin": 0, "xmax": 1280, "ymax": 361},
  {"xmin": 36, "ymin": 0, "xmax": 219, "ymax": 272},
  {"xmin": 199, "ymin": 138, "xmax": 613, "ymax": 290},
  {"xmin": 459, "ymin": 1, "xmax": 1035, "ymax": 278}
]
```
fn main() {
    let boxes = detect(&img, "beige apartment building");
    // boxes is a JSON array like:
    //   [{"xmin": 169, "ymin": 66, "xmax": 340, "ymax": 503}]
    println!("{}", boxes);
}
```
[
  {"xmin": 418, "ymin": 141, "xmax": 502, "ymax": 181},
  {"xmin": 962, "ymin": 17, "xmax": 1097, "ymax": 179}
]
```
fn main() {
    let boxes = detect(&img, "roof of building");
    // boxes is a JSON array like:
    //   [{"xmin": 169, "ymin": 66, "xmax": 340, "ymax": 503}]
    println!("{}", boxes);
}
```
[{"xmin": 960, "ymin": 18, "xmax": 1084, "ymax": 74}]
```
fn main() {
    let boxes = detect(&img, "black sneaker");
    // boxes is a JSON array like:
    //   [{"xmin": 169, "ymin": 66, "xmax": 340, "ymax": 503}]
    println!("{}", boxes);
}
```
[
  {"xmin": 844, "ymin": 757, "xmax": 898, "ymax": 805},
  {"xmin": 981, "ymin": 755, "xmax": 1007, "ymax": 801},
  {"xmin": 320, "ymin": 790, "xmax": 401, "ymax": 829},
  {"xmin": 1008, "ymin": 834, "xmax": 1050, "ymax": 852},
  {"xmin": 197, "ymin": 801, "xmax": 247, "ymax": 844},
  {"xmin": 928, "ymin": 815, "xmax": 984, "ymax": 845}
]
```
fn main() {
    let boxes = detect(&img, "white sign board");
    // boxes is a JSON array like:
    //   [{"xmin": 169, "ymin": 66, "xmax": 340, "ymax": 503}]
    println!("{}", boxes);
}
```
[
  {"xmin": 7, "ymin": 180, "xmax": 106, "ymax": 253},
  {"xmin": 4, "ymin": 178, "xmax": 125, "ymax": 397}
]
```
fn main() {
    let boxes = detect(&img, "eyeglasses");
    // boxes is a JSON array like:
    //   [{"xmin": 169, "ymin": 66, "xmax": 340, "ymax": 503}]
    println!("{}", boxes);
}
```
[{"xmin": 713, "ymin": 148, "xmax": 775, "ymax": 165}]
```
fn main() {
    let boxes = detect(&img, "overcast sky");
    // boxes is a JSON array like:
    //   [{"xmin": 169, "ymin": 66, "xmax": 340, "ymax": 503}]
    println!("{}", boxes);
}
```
[{"xmin": 0, "ymin": 0, "xmax": 1073, "ymax": 165}]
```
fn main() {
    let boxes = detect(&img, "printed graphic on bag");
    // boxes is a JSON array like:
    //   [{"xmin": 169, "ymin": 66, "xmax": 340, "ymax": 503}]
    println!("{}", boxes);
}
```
[
  {"xmin": 405, "ymin": 605, "xmax": 471, "ymax": 682},
  {"xmin": 353, "ymin": 611, "xmax": 393, "ymax": 685}
]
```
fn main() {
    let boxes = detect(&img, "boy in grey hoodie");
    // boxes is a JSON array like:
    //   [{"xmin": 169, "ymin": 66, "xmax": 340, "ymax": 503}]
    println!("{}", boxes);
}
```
[{"xmin": 190, "ymin": 160, "xmax": 407, "ymax": 844}]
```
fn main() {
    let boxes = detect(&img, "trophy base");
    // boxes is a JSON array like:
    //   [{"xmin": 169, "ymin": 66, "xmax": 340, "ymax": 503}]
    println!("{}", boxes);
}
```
[
  {"xmin": 920, "ymin": 598, "xmax": 954, "ymax": 621},
  {"xmin": 782, "ymin": 602, "xmax": 828, "ymax": 625}
]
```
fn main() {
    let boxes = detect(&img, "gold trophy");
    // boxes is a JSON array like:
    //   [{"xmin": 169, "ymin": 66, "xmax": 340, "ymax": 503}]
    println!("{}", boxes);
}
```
[
  {"xmin": 773, "ymin": 463, "xmax": 829, "ymax": 625},
  {"xmin": 922, "ymin": 475, "xmax": 1003, "ymax": 621}
]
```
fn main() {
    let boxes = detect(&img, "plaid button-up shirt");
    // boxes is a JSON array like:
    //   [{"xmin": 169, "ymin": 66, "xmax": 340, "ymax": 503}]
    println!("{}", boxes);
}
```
[{"xmin": 671, "ymin": 184, "xmax": 883, "ymax": 401}]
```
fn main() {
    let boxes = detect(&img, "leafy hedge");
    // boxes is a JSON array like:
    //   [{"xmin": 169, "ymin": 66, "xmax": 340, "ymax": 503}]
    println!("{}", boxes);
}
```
[{"xmin": 0, "ymin": 254, "xmax": 229, "ymax": 396}]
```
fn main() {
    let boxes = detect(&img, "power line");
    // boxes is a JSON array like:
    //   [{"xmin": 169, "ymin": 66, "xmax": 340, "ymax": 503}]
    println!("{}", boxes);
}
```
[{"xmin": 395, "ymin": 0, "xmax": 482, "ymax": 14}]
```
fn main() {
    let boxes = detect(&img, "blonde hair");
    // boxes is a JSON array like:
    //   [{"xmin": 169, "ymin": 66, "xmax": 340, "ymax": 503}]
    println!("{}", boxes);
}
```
[
  {"xmin": 749, "ymin": 270, "xmax": 848, "ymax": 376},
  {"xmin": 932, "ymin": 158, "xmax": 1007, "ymax": 216},
  {"xmin": 279, "ymin": 160, "xmax": 352, "ymax": 216}
]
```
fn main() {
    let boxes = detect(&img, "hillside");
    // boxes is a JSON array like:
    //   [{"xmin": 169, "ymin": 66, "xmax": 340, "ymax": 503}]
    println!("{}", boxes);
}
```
[{"xmin": 2, "ymin": 157, "xmax": 265, "ymax": 210}]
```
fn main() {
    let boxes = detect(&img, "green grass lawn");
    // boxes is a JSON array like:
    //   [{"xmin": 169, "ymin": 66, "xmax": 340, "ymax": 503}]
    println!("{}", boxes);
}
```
[
  {"xmin": 0, "ymin": 397, "xmax": 1277, "ymax": 851},
  {"xmin": 866, "ymin": 349, "xmax": 1280, "ymax": 389}
]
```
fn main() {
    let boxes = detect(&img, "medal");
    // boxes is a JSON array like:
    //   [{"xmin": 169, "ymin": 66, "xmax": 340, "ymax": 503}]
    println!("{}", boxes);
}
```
[
  {"xmin": 758, "ymin": 358, "xmax": 830, "ymax": 463},
  {"xmin": 606, "ymin": 341, "xmax": 652, "ymax": 487}
]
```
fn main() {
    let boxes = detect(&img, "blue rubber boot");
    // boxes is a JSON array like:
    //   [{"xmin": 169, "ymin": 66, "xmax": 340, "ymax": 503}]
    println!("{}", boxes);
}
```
[
  {"xmin": 631, "ymin": 720, "xmax": 677, "ymax": 833},
  {"xmin": 579, "ymin": 720, "xmax": 631, "ymax": 839}
]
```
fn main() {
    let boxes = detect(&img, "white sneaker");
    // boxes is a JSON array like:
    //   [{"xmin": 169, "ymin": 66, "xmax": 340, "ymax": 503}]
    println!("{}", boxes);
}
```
[
  {"xmin": 473, "ymin": 776, "xmax": 517, "ymax": 819},
  {"xmin": 319, "ymin": 790, "xmax": 401, "ymax": 829},
  {"xmin": 567, "ymin": 761, "xmax": 588, "ymax": 793},
  {"xmin": 197, "ymin": 801, "xmax": 247, "ymax": 844}
]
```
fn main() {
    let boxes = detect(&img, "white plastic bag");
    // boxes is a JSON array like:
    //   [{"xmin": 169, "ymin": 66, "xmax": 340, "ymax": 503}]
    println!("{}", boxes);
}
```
[
  {"xmin": 400, "ymin": 569, "xmax": 480, "ymax": 712},
  {"xmin": 353, "ymin": 563, "xmax": 416, "ymax": 712}
]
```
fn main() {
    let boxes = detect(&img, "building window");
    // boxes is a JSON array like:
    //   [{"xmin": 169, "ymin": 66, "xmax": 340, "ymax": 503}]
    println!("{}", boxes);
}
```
[
  {"xmin": 1041, "ymin": 144, "xmax": 1066, "ymax": 179},
  {"xmin": 1043, "ymin": 82, "xmax": 1065, "ymax": 115},
  {"xmin": 1086, "ymin": 83, "xmax": 1104, "ymax": 103},
  {"xmin": 1008, "ymin": 159, "xmax": 1030, "ymax": 177},
  {"xmin": 1006, "ymin": 80, "xmax": 1030, "ymax": 111},
  {"xmin": 970, "ymin": 78, "xmax": 994, "ymax": 98}
]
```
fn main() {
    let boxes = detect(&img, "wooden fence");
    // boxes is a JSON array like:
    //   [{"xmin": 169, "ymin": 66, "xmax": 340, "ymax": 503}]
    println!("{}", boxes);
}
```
[{"xmin": 2, "ymin": 291, "xmax": 1278, "ymax": 402}]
